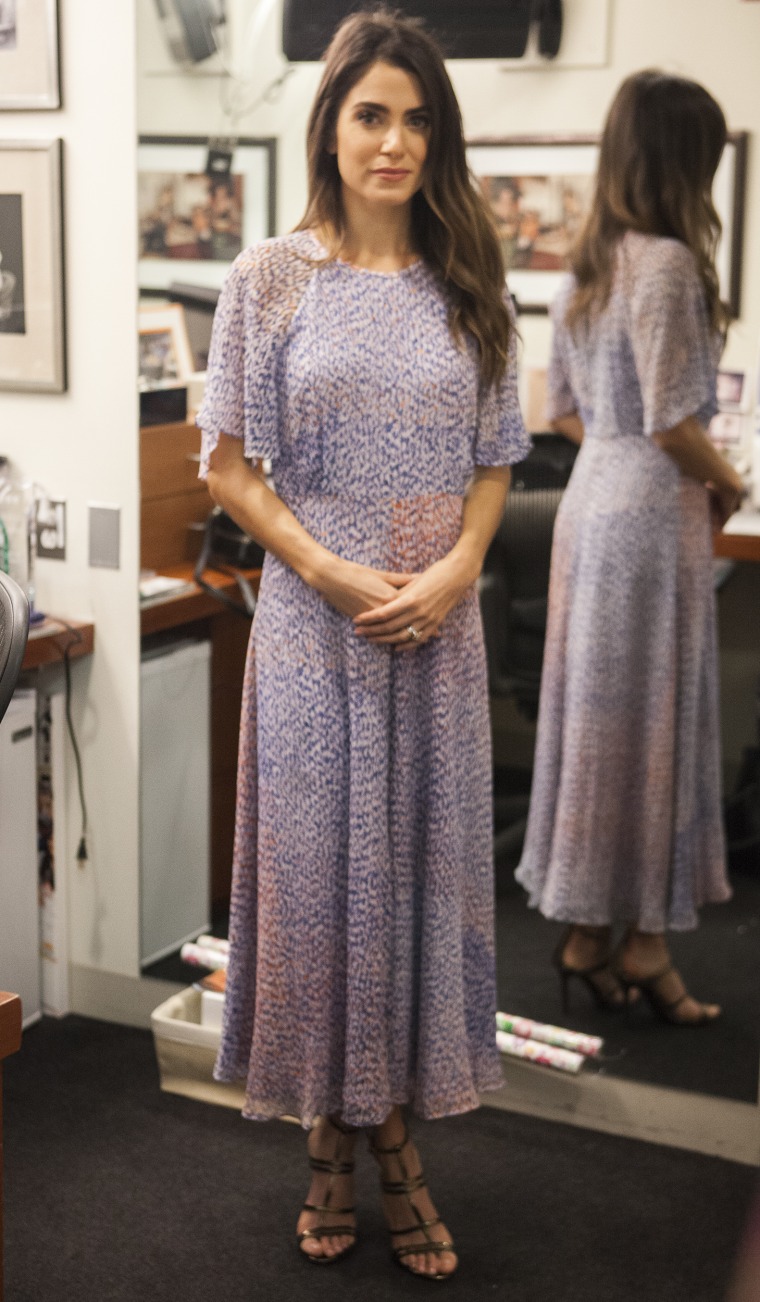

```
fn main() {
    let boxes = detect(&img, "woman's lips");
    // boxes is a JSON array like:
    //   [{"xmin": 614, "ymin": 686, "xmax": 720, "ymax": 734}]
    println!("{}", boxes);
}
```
[{"xmin": 373, "ymin": 169, "xmax": 411, "ymax": 180}]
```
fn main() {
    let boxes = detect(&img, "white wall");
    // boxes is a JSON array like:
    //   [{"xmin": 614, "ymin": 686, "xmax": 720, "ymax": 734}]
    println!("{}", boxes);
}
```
[
  {"xmin": 138, "ymin": 0, "xmax": 760, "ymax": 377},
  {"xmin": 2, "ymin": 3, "xmax": 141, "ymax": 982}
]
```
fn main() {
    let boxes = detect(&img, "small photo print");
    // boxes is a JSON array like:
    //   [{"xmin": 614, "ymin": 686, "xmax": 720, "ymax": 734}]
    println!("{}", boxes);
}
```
[
  {"xmin": 0, "ymin": 193, "xmax": 26, "ymax": 335},
  {"xmin": 138, "ymin": 171, "xmax": 244, "ymax": 264},
  {"xmin": 139, "ymin": 328, "xmax": 182, "ymax": 385},
  {"xmin": 0, "ymin": 0, "xmax": 16, "ymax": 51},
  {"xmin": 716, "ymin": 369, "xmax": 746, "ymax": 411},
  {"xmin": 709, "ymin": 411, "xmax": 743, "ymax": 448},
  {"xmin": 479, "ymin": 173, "xmax": 593, "ymax": 273}
]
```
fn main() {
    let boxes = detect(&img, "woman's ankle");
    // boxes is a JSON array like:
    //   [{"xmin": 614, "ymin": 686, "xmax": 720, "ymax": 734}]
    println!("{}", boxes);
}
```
[{"xmin": 620, "ymin": 931, "xmax": 669, "ymax": 972}]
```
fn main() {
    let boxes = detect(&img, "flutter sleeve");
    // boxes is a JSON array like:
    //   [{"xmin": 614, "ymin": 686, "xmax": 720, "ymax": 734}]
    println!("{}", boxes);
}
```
[
  {"xmin": 474, "ymin": 292, "xmax": 531, "ymax": 466},
  {"xmin": 196, "ymin": 244, "xmax": 284, "ymax": 478},
  {"xmin": 545, "ymin": 280, "xmax": 578, "ymax": 423},
  {"xmin": 627, "ymin": 238, "xmax": 719, "ymax": 436}
]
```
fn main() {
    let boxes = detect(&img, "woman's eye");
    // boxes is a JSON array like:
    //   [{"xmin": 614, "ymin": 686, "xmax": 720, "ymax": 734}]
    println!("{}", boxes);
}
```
[
  {"xmin": 408, "ymin": 114, "xmax": 431, "ymax": 131},
  {"xmin": 356, "ymin": 109, "xmax": 378, "ymax": 125}
]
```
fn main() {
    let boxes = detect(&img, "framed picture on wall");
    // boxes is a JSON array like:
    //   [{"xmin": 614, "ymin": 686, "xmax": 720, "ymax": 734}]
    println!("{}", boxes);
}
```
[
  {"xmin": 138, "ymin": 303, "xmax": 195, "ymax": 389},
  {"xmin": 137, "ymin": 136, "xmax": 277, "ymax": 293},
  {"xmin": 0, "ymin": 139, "xmax": 65, "ymax": 392},
  {"xmin": 0, "ymin": 0, "xmax": 61, "ymax": 110},
  {"xmin": 467, "ymin": 133, "xmax": 748, "ymax": 316}
]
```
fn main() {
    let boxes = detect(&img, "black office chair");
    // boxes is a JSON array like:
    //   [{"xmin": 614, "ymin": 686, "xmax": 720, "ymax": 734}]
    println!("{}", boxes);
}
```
[
  {"xmin": 0, "ymin": 571, "xmax": 30, "ymax": 726},
  {"xmin": 479, "ymin": 433, "xmax": 578, "ymax": 859}
]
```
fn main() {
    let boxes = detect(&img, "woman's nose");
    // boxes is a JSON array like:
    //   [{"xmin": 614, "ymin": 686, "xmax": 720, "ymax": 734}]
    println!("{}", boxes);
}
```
[{"xmin": 380, "ymin": 124, "xmax": 404, "ymax": 155}]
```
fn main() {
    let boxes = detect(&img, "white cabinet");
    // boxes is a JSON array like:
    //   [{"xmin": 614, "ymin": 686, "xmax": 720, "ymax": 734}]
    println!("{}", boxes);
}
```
[
  {"xmin": 140, "ymin": 640, "xmax": 211, "ymax": 967},
  {"xmin": 0, "ymin": 690, "xmax": 41, "ymax": 1028}
]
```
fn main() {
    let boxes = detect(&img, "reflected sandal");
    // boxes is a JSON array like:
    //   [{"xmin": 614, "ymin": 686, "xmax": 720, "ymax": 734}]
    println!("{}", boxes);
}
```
[{"xmin": 616, "ymin": 963, "xmax": 720, "ymax": 1027}]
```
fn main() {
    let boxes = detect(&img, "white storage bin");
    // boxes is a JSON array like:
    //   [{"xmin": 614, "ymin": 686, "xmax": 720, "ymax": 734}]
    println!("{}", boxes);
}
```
[{"xmin": 151, "ymin": 987, "xmax": 245, "ymax": 1110}]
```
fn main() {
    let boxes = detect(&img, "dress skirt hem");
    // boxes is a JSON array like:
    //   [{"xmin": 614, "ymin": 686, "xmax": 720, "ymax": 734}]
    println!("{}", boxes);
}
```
[{"xmin": 212, "ymin": 1065, "xmax": 506, "ymax": 1130}]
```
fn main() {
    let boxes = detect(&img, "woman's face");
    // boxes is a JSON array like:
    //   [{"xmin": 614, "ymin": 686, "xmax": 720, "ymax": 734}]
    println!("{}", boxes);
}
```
[{"xmin": 332, "ymin": 61, "xmax": 431, "ymax": 212}]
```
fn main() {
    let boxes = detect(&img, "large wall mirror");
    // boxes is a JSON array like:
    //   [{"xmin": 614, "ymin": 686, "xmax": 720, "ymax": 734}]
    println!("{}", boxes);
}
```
[{"xmin": 133, "ymin": 0, "xmax": 760, "ymax": 1157}]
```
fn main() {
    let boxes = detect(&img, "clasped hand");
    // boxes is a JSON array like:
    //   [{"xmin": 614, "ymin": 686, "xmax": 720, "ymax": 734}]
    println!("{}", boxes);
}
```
[{"xmin": 318, "ymin": 555, "xmax": 476, "ymax": 649}]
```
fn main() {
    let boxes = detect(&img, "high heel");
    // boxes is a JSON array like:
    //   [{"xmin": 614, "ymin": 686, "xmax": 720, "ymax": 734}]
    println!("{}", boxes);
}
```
[
  {"xmin": 615, "ymin": 963, "xmax": 721, "ymax": 1027},
  {"xmin": 297, "ymin": 1116, "xmax": 358, "ymax": 1265},
  {"xmin": 368, "ymin": 1123, "xmax": 457, "ymax": 1281},
  {"xmin": 552, "ymin": 926, "xmax": 630, "ymax": 1013}
]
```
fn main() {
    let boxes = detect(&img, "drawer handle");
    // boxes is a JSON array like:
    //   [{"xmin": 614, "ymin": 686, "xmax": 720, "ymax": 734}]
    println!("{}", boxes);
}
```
[{"xmin": 185, "ymin": 452, "xmax": 201, "ymax": 463}]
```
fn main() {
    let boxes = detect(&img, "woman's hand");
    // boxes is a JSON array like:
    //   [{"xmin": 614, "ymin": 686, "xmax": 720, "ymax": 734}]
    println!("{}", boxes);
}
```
[
  {"xmin": 315, "ymin": 556, "xmax": 415, "ymax": 621},
  {"xmin": 707, "ymin": 478, "xmax": 744, "ymax": 531},
  {"xmin": 353, "ymin": 553, "xmax": 479, "ymax": 650}
]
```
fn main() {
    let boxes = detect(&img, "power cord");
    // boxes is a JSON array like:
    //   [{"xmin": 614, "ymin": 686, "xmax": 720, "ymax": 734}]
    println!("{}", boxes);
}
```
[{"xmin": 51, "ymin": 620, "xmax": 89, "ymax": 864}]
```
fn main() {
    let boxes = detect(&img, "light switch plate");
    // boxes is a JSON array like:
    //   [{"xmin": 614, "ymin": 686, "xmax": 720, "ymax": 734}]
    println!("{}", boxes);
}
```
[{"xmin": 88, "ymin": 504, "xmax": 121, "ymax": 569}]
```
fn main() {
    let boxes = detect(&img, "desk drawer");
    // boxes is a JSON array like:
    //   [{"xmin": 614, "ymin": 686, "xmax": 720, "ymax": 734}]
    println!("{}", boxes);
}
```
[{"xmin": 141, "ymin": 422, "xmax": 203, "ymax": 500}]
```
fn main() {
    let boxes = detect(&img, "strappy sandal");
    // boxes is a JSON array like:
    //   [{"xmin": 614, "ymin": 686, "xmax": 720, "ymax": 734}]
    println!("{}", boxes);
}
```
[
  {"xmin": 368, "ymin": 1123, "xmax": 457, "ymax": 1282},
  {"xmin": 552, "ymin": 926, "xmax": 633, "ymax": 1013},
  {"xmin": 297, "ymin": 1116, "xmax": 358, "ymax": 1265},
  {"xmin": 615, "ymin": 963, "xmax": 721, "ymax": 1027}
]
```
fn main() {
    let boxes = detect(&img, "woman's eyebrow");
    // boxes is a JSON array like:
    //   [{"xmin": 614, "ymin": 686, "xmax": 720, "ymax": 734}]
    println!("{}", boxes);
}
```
[{"xmin": 352, "ymin": 100, "xmax": 429, "ymax": 114}]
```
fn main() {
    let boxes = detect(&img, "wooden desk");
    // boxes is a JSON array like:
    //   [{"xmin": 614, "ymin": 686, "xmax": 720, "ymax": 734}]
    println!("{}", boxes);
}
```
[
  {"xmin": 21, "ymin": 617, "xmax": 95, "ymax": 672},
  {"xmin": 140, "ymin": 563, "xmax": 261, "ymax": 636},
  {"xmin": 0, "ymin": 992, "xmax": 21, "ymax": 1302},
  {"xmin": 140, "ymin": 563, "xmax": 261, "ymax": 907},
  {"xmin": 715, "ymin": 530, "xmax": 760, "ymax": 564}
]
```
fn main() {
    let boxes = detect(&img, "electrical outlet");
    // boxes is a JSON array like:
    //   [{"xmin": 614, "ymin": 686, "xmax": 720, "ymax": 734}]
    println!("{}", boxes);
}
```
[{"xmin": 36, "ymin": 498, "xmax": 66, "ymax": 561}]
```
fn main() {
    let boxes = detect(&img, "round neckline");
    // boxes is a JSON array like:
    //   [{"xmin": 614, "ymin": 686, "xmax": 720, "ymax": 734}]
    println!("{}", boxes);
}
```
[{"xmin": 305, "ymin": 230, "xmax": 424, "ymax": 279}]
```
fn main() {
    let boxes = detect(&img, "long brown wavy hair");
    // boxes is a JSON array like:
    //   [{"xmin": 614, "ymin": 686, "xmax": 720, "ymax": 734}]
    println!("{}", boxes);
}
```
[
  {"xmin": 566, "ymin": 70, "xmax": 729, "ymax": 335},
  {"xmin": 295, "ymin": 7, "xmax": 512, "ymax": 387}
]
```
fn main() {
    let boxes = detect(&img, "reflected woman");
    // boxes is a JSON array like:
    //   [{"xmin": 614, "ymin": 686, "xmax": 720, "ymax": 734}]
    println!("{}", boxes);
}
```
[
  {"xmin": 197, "ymin": 7, "xmax": 528, "ymax": 1280},
  {"xmin": 516, "ymin": 71, "xmax": 744, "ymax": 1024}
]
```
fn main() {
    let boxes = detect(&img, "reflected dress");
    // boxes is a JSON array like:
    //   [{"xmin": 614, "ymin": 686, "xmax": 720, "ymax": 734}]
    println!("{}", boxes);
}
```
[
  {"xmin": 197, "ymin": 231, "xmax": 530, "ymax": 1127},
  {"xmin": 516, "ymin": 232, "xmax": 731, "ymax": 931}
]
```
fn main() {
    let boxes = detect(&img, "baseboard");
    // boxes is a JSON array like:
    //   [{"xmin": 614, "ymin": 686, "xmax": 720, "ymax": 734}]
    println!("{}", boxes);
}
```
[
  {"xmin": 483, "ymin": 1056, "xmax": 760, "ymax": 1166},
  {"xmin": 70, "ymin": 965, "xmax": 184, "ymax": 1028}
]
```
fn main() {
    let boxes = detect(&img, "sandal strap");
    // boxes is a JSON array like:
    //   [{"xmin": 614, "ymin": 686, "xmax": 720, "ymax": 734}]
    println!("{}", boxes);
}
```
[
  {"xmin": 302, "ymin": 1200, "xmax": 355, "ymax": 1216},
  {"xmin": 298, "ymin": 1225, "xmax": 357, "ymax": 1244},
  {"xmin": 308, "ymin": 1155, "xmax": 355, "ymax": 1176},
  {"xmin": 380, "ymin": 1173, "xmax": 427, "ymax": 1196},
  {"xmin": 394, "ymin": 1240, "xmax": 455, "ymax": 1260},
  {"xmin": 389, "ymin": 1216, "xmax": 442, "ymax": 1235},
  {"xmin": 368, "ymin": 1121, "xmax": 411, "ymax": 1156}
]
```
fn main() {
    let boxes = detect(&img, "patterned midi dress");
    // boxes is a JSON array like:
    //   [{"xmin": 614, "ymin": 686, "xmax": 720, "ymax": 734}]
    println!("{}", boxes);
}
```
[
  {"xmin": 516, "ymin": 232, "xmax": 731, "ymax": 932},
  {"xmin": 197, "ymin": 231, "xmax": 530, "ymax": 1127}
]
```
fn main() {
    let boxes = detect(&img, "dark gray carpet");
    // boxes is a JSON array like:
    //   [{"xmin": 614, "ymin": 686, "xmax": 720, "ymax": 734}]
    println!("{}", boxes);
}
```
[{"xmin": 3, "ymin": 1016, "xmax": 756, "ymax": 1302}]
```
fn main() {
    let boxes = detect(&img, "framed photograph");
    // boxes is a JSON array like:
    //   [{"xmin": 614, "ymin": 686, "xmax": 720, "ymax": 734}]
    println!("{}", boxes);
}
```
[
  {"xmin": 467, "ymin": 133, "xmax": 748, "ymax": 316},
  {"xmin": 138, "ymin": 136, "xmax": 277, "ymax": 292},
  {"xmin": 0, "ymin": 139, "xmax": 65, "ymax": 392},
  {"xmin": 716, "ymin": 369, "xmax": 748, "ymax": 412},
  {"xmin": 0, "ymin": 0, "xmax": 60, "ymax": 110},
  {"xmin": 138, "ymin": 303, "xmax": 195, "ymax": 389}
]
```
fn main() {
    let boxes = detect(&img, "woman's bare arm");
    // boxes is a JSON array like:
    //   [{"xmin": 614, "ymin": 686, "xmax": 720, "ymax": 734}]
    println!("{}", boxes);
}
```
[
  {"xmin": 205, "ymin": 433, "xmax": 412, "ymax": 618},
  {"xmin": 653, "ymin": 415, "xmax": 744, "ymax": 527},
  {"xmin": 549, "ymin": 413, "xmax": 584, "ymax": 444},
  {"xmin": 354, "ymin": 466, "xmax": 512, "ymax": 647}
]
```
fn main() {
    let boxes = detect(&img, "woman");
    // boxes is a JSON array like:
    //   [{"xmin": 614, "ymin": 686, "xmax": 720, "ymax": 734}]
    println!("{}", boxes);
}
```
[
  {"xmin": 516, "ymin": 71, "xmax": 744, "ymax": 1025},
  {"xmin": 197, "ymin": 8, "xmax": 529, "ymax": 1280}
]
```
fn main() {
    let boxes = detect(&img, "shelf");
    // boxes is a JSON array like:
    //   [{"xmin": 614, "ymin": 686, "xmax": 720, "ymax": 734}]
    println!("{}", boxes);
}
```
[{"xmin": 22, "ymin": 617, "xmax": 95, "ymax": 671}]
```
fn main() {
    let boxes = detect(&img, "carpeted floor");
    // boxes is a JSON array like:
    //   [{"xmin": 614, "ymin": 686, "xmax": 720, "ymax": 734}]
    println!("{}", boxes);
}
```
[{"xmin": 3, "ymin": 1016, "xmax": 756, "ymax": 1302}]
